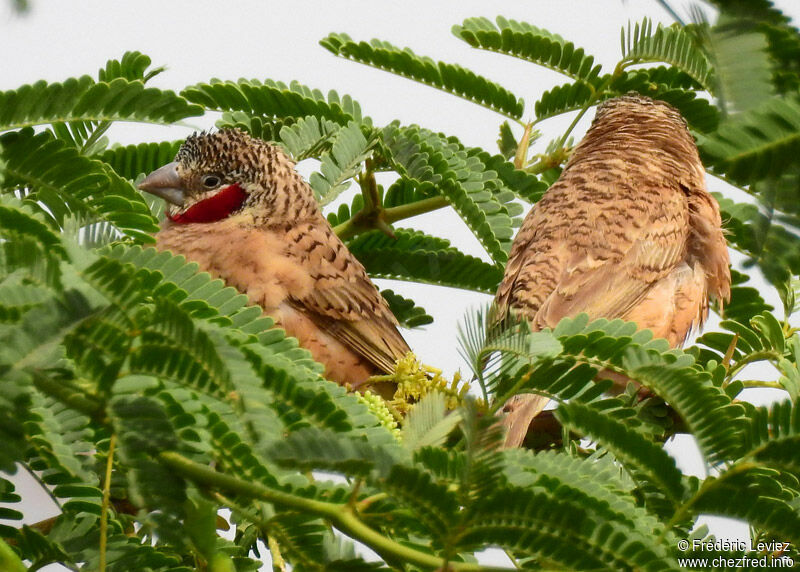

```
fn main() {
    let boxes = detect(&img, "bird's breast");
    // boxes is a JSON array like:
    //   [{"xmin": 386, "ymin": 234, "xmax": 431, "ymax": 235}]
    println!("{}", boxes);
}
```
[{"xmin": 155, "ymin": 218, "xmax": 314, "ymax": 311}]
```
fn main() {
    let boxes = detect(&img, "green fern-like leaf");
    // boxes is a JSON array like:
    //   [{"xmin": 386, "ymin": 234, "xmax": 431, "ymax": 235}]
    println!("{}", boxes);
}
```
[
  {"xmin": 346, "ymin": 228, "xmax": 504, "ymax": 293},
  {"xmin": 0, "ymin": 274, "xmax": 53, "ymax": 323},
  {"xmin": 199, "ymin": 408, "xmax": 282, "ymax": 490},
  {"xmin": 745, "ymin": 399, "xmax": 800, "ymax": 473},
  {"xmin": 215, "ymin": 111, "xmax": 295, "ymax": 143},
  {"xmin": 534, "ymin": 80, "xmax": 598, "ymax": 122},
  {"xmin": 621, "ymin": 18, "xmax": 713, "ymax": 89},
  {"xmin": 320, "ymin": 33, "xmax": 524, "ymax": 120},
  {"xmin": 100, "ymin": 140, "xmax": 182, "ymax": 181},
  {"xmin": 41, "ymin": 514, "xmax": 188, "ymax": 572},
  {"xmin": 309, "ymin": 121, "xmax": 376, "ymax": 206},
  {"xmin": 482, "ymin": 314, "xmax": 668, "ymax": 406},
  {"xmin": 99, "ymin": 246, "xmax": 385, "ymax": 438},
  {"xmin": 98, "ymin": 51, "xmax": 164, "ymax": 83},
  {"xmin": 51, "ymin": 52, "xmax": 168, "ymax": 155},
  {"xmin": 268, "ymin": 428, "xmax": 403, "ymax": 477},
  {"xmin": 379, "ymin": 289, "xmax": 433, "ymax": 328},
  {"xmin": 708, "ymin": 16, "xmax": 774, "ymax": 113},
  {"xmin": 1, "ymin": 130, "xmax": 159, "ymax": 242},
  {"xmin": 401, "ymin": 392, "xmax": 461, "ymax": 450},
  {"xmin": 691, "ymin": 465, "xmax": 800, "ymax": 544},
  {"xmin": 0, "ymin": 195, "xmax": 66, "ymax": 262},
  {"xmin": 715, "ymin": 193, "xmax": 800, "ymax": 284},
  {"xmin": 381, "ymin": 463, "xmax": 461, "ymax": 545},
  {"xmin": 533, "ymin": 66, "xmax": 715, "ymax": 129},
  {"xmin": 0, "ymin": 76, "xmax": 201, "ymax": 133},
  {"xmin": 555, "ymin": 401, "xmax": 685, "ymax": 503},
  {"xmin": 26, "ymin": 394, "xmax": 102, "ymax": 516},
  {"xmin": 693, "ymin": 311, "xmax": 788, "ymax": 376},
  {"xmin": 609, "ymin": 71, "xmax": 720, "ymax": 133},
  {"xmin": 465, "ymin": 148, "xmax": 547, "ymax": 206},
  {"xmin": 277, "ymin": 115, "xmax": 341, "ymax": 161},
  {"xmin": 0, "ymin": 478, "xmax": 23, "ymax": 538},
  {"xmin": 461, "ymin": 485, "xmax": 678, "ymax": 569},
  {"xmin": 381, "ymin": 124, "xmax": 515, "ymax": 263},
  {"xmin": 503, "ymin": 448, "xmax": 670, "ymax": 531},
  {"xmin": 722, "ymin": 269, "xmax": 774, "ymax": 324},
  {"xmin": 181, "ymin": 79, "xmax": 366, "ymax": 126},
  {"xmin": 623, "ymin": 348, "xmax": 747, "ymax": 464},
  {"xmin": 699, "ymin": 96, "xmax": 800, "ymax": 185},
  {"xmin": 453, "ymin": 17, "xmax": 602, "ymax": 82},
  {"xmin": 497, "ymin": 121, "xmax": 518, "ymax": 159},
  {"xmin": 106, "ymin": 246, "xmax": 270, "ymax": 330},
  {"xmin": 127, "ymin": 299, "xmax": 232, "ymax": 397}
]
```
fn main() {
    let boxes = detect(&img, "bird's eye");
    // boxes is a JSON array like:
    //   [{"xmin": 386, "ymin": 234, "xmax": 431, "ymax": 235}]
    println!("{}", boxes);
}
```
[{"xmin": 202, "ymin": 175, "xmax": 221, "ymax": 188}]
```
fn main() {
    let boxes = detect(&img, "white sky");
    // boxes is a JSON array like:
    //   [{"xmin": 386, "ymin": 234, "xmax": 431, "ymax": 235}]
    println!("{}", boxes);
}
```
[{"xmin": 3, "ymin": 0, "xmax": 800, "ymax": 569}]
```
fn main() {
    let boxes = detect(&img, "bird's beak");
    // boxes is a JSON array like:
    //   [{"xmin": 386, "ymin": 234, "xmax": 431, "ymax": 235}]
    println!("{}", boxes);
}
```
[{"xmin": 137, "ymin": 162, "xmax": 185, "ymax": 207}]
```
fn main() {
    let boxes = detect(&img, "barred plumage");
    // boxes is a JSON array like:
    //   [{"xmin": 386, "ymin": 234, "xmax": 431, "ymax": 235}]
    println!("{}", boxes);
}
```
[
  {"xmin": 497, "ymin": 94, "xmax": 731, "ymax": 447},
  {"xmin": 139, "ymin": 129, "xmax": 409, "ymax": 394}
]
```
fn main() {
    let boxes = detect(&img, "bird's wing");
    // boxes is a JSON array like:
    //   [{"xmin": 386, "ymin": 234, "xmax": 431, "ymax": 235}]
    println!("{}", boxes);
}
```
[
  {"xmin": 285, "ymin": 223, "xmax": 410, "ymax": 374},
  {"xmin": 497, "ymin": 183, "xmax": 690, "ymax": 330}
]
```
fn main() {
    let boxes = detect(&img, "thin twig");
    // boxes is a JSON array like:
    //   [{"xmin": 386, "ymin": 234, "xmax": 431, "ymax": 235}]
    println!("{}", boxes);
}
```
[{"xmin": 99, "ymin": 434, "xmax": 117, "ymax": 572}]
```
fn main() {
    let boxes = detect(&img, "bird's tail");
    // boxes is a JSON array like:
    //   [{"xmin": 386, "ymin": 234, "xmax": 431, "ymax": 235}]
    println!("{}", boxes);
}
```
[{"xmin": 500, "ymin": 393, "xmax": 551, "ymax": 448}]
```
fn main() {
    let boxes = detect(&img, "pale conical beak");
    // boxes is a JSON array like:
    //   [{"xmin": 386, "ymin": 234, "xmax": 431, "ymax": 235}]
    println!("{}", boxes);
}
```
[{"xmin": 137, "ymin": 162, "xmax": 185, "ymax": 207}]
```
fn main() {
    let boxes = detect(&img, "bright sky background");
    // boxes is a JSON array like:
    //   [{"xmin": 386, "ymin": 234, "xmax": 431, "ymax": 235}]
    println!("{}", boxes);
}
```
[{"xmin": 3, "ymin": 0, "xmax": 800, "ymax": 569}]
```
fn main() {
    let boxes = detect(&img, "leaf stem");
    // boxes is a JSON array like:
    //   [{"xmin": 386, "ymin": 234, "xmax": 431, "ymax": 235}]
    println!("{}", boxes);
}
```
[
  {"xmin": 383, "ymin": 195, "xmax": 450, "ymax": 225},
  {"xmin": 740, "ymin": 380, "xmax": 785, "ymax": 390},
  {"xmin": 99, "ymin": 434, "xmax": 117, "ymax": 572},
  {"xmin": 81, "ymin": 121, "xmax": 112, "ymax": 154},
  {"xmin": 0, "ymin": 538, "xmax": 26, "ymax": 572},
  {"xmin": 32, "ymin": 372, "xmax": 104, "ymax": 419},
  {"xmin": 333, "ymin": 195, "xmax": 449, "ymax": 240},
  {"xmin": 268, "ymin": 536, "xmax": 287, "ymax": 572},
  {"xmin": 158, "ymin": 451, "xmax": 505, "ymax": 571},
  {"xmin": 727, "ymin": 349, "xmax": 783, "ymax": 381},
  {"xmin": 657, "ymin": 461, "xmax": 757, "ymax": 544},
  {"xmin": 555, "ymin": 105, "xmax": 590, "ymax": 150}
]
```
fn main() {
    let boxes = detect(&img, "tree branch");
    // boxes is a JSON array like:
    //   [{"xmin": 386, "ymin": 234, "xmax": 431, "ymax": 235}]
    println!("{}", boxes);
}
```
[
  {"xmin": 333, "ymin": 195, "xmax": 449, "ymax": 241},
  {"xmin": 158, "ymin": 451, "xmax": 508, "ymax": 571}
]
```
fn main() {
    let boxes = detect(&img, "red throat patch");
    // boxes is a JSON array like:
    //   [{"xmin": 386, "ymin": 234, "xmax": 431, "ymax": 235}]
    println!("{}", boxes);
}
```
[{"xmin": 168, "ymin": 184, "xmax": 248, "ymax": 224}]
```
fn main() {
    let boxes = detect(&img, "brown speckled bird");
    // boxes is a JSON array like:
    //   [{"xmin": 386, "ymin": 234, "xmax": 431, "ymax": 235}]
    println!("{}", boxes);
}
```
[
  {"xmin": 138, "ymin": 129, "xmax": 410, "ymax": 393},
  {"xmin": 496, "ymin": 94, "xmax": 731, "ymax": 447}
]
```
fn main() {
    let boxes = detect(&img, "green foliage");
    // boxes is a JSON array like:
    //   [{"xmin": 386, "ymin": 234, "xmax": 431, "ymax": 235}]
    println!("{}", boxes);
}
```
[
  {"xmin": 0, "ymin": 75, "xmax": 201, "ymax": 134},
  {"xmin": 181, "ymin": 79, "xmax": 367, "ymax": 126},
  {"xmin": 699, "ymin": 96, "xmax": 800, "ymax": 185},
  {"xmin": 381, "ymin": 124, "xmax": 517, "ymax": 264},
  {"xmin": 101, "ymin": 140, "xmax": 183, "ymax": 181},
  {"xmin": 453, "ymin": 16, "xmax": 602, "ymax": 82},
  {"xmin": 379, "ymin": 289, "xmax": 433, "ymax": 328},
  {"xmin": 321, "ymin": 33, "xmax": 524, "ymax": 120},
  {"xmin": 1, "ymin": 129, "xmax": 159, "ymax": 242},
  {"xmin": 556, "ymin": 401, "xmax": 685, "ymax": 503},
  {"xmin": 308, "ymin": 121, "xmax": 377, "ymax": 206},
  {"xmin": 621, "ymin": 18, "xmax": 713, "ymax": 89},
  {"xmin": 2, "ymin": 2, "xmax": 800, "ymax": 569},
  {"xmin": 346, "ymin": 228, "xmax": 504, "ymax": 293}
]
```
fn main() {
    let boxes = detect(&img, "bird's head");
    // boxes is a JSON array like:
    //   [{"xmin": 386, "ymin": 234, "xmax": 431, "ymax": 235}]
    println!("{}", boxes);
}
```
[{"xmin": 138, "ymin": 129, "xmax": 316, "ymax": 224}]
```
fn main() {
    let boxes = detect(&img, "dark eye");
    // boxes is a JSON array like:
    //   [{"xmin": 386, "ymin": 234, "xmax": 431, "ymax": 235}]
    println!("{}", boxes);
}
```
[{"xmin": 202, "ymin": 174, "xmax": 221, "ymax": 188}]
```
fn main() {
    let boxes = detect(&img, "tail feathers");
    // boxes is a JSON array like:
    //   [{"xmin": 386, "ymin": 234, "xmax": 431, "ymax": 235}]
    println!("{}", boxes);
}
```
[{"xmin": 500, "ymin": 394, "xmax": 550, "ymax": 448}]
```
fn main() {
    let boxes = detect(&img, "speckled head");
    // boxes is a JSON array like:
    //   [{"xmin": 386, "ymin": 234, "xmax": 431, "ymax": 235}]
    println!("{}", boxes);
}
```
[
  {"xmin": 138, "ymin": 129, "xmax": 315, "ymax": 225},
  {"xmin": 569, "ymin": 93, "xmax": 701, "ymax": 181},
  {"xmin": 594, "ymin": 93, "xmax": 689, "ymax": 130}
]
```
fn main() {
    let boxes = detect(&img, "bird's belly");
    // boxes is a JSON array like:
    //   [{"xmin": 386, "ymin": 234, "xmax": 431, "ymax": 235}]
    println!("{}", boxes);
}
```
[{"xmin": 274, "ymin": 304, "xmax": 375, "ymax": 388}]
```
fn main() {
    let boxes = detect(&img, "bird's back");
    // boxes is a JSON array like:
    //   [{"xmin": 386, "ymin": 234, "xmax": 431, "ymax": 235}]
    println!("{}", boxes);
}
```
[
  {"xmin": 496, "ymin": 94, "xmax": 729, "ymax": 341},
  {"xmin": 495, "ymin": 94, "xmax": 730, "ymax": 447}
]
